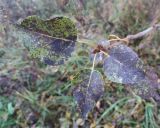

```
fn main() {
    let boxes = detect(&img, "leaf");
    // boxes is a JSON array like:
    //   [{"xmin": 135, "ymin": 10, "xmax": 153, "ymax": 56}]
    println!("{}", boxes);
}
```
[
  {"xmin": 103, "ymin": 44, "xmax": 160, "ymax": 102},
  {"xmin": 0, "ymin": 75, "xmax": 22, "ymax": 96},
  {"xmin": 131, "ymin": 78, "xmax": 160, "ymax": 102},
  {"xmin": 73, "ymin": 70, "xmax": 104, "ymax": 119},
  {"xmin": 103, "ymin": 44, "xmax": 145, "ymax": 85},
  {"xmin": 7, "ymin": 103, "xmax": 14, "ymax": 115},
  {"xmin": 19, "ymin": 16, "xmax": 77, "ymax": 65},
  {"xmin": 1, "ymin": 15, "xmax": 77, "ymax": 65}
]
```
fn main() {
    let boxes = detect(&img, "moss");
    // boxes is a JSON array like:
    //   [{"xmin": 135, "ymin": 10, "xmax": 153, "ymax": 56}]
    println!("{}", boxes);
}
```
[
  {"xmin": 45, "ymin": 17, "xmax": 77, "ymax": 39},
  {"xmin": 20, "ymin": 16, "xmax": 44, "ymax": 30},
  {"xmin": 30, "ymin": 47, "xmax": 48, "ymax": 58},
  {"xmin": 20, "ymin": 16, "xmax": 77, "ymax": 40},
  {"xmin": 20, "ymin": 16, "xmax": 77, "ymax": 65}
]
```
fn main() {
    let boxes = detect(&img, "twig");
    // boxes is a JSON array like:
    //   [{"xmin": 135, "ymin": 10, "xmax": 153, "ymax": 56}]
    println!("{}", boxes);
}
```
[{"xmin": 125, "ymin": 24, "xmax": 160, "ymax": 41}]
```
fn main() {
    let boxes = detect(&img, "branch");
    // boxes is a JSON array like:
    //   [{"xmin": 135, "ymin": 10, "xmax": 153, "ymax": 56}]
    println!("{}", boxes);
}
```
[{"xmin": 125, "ymin": 24, "xmax": 160, "ymax": 41}]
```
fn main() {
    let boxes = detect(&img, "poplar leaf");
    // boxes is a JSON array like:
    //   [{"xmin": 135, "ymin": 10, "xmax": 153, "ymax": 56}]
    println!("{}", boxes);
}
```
[{"xmin": 73, "ymin": 71, "xmax": 104, "ymax": 119}]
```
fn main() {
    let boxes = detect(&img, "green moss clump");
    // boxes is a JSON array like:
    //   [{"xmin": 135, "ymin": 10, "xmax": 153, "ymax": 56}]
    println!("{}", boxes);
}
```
[
  {"xmin": 20, "ymin": 16, "xmax": 77, "ymax": 40},
  {"xmin": 45, "ymin": 17, "xmax": 77, "ymax": 39},
  {"xmin": 20, "ymin": 15, "xmax": 45, "ymax": 31},
  {"xmin": 20, "ymin": 15, "xmax": 77, "ymax": 64}
]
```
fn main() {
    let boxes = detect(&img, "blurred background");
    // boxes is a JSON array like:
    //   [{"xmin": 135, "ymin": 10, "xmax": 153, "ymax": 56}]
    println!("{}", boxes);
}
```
[{"xmin": 0, "ymin": 0, "xmax": 160, "ymax": 127}]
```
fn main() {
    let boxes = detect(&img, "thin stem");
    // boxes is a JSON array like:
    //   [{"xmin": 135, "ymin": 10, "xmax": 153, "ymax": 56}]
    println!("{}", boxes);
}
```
[
  {"xmin": 109, "ymin": 34, "xmax": 121, "ymax": 40},
  {"xmin": 108, "ymin": 38, "xmax": 128, "ymax": 43},
  {"xmin": 87, "ymin": 53, "xmax": 97, "ymax": 87},
  {"xmin": 100, "ymin": 50, "xmax": 109, "ymax": 57}
]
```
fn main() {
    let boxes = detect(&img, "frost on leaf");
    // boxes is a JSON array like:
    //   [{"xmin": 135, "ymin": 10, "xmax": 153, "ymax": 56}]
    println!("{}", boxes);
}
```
[
  {"xmin": 19, "ymin": 16, "xmax": 77, "ymax": 65},
  {"xmin": 0, "ymin": 15, "xmax": 77, "ymax": 65},
  {"xmin": 73, "ymin": 71, "xmax": 104, "ymax": 119},
  {"xmin": 131, "ymin": 78, "xmax": 160, "ymax": 101},
  {"xmin": 103, "ymin": 44, "xmax": 160, "ymax": 102},
  {"xmin": 103, "ymin": 44, "xmax": 145, "ymax": 85}
]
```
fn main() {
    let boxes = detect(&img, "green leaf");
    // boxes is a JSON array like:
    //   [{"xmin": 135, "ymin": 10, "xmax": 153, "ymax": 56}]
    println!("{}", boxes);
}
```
[
  {"xmin": 0, "ymin": 102, "xmax": 3, "ymax": 109},
  {"xmin": 7, "ymin": 103, "xmax": 14, "ymax": 115}
]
